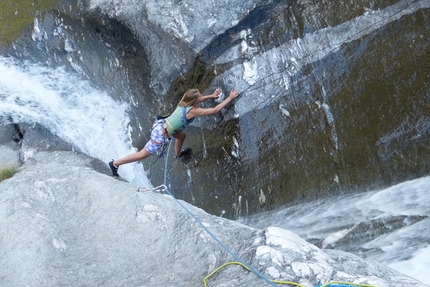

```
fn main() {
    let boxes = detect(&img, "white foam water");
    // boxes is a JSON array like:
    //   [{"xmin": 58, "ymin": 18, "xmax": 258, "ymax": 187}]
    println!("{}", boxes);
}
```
[
  {"xmin": 0, "ymin": 56, "xmax": 151, "ymax": 187},
  {"xmin": 242, "ymin": 176, "xmax": 430, "ymax": 285}
]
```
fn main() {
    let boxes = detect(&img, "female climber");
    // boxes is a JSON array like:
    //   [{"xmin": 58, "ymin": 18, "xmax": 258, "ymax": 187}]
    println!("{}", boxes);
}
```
[{"xmin": 109, "ymin": 88, "xmax": 239, "ymax": 176}]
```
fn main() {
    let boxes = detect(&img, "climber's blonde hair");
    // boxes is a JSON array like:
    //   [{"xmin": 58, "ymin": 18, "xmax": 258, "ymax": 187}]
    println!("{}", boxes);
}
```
[{"xmin": 178, "ymin": 89, "xmax": 200, "ymax": 107}]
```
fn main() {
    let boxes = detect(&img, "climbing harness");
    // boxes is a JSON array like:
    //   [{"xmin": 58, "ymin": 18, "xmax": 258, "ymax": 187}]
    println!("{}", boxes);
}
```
[
  {"xmin": 156, "ymin": 138, "xmax": 171, "ymax": 158},
  {"xmin": 144, "ymin": 117, "xmax": 173, "ymax": 170},
  {"xmin": 156, "ymin": 139, "xmax": 378, "ymax": 287}
]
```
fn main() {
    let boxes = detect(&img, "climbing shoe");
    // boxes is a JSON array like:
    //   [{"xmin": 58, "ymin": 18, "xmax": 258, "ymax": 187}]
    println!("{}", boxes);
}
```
[
  {"xmin": 109, "ymin": 160, "xmax": 119, "ymax": 177},
  {"xmin": 175, "ymin": 148, "xmax": 191, "ymax": 158}
]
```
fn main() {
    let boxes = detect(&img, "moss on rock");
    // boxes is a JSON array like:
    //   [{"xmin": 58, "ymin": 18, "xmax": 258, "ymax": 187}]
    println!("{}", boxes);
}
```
[{"xmin": 0, "ymin": 0, "xmax": 59, "ymax": 46}]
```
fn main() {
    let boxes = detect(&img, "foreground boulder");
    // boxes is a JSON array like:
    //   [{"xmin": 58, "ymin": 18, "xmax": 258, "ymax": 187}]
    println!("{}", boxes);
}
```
[{"xmin": 0, "ymin": 149, "xmax": 425, "ymax": 287}]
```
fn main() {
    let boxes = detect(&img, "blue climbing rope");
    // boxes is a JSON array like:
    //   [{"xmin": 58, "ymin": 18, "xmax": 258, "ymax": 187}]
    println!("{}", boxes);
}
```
[{"xmin": 162, "ymin": 139, "xmax": 279, "ymax": 287}]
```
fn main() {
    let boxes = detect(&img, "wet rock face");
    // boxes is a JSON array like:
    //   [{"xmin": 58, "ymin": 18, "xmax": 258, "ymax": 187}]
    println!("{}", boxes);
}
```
[
  {"xmin": 141, "ymin": 0, "xmax": 430, "ymax": 218},
  {"xmin": 2, "ymin": 0, "xmax": 430, "ymax": 219}
]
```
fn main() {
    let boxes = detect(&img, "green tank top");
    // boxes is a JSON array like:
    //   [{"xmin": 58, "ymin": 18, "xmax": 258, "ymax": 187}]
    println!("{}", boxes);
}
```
[{"xmin": 166, "ymin": 106, "xmax": 194, "ymax": 135}]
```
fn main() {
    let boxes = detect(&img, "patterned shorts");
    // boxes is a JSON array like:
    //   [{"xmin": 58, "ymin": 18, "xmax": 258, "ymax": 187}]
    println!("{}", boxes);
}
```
[{"xmin": 144, "ymin": 120, "xmax": 166, "ymax": 154}]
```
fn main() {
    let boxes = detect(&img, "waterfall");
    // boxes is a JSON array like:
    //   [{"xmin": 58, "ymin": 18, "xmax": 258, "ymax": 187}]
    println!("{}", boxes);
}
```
[{"xmin": 0, "ymin": 56, "xmax": 151, "ymax": 187}]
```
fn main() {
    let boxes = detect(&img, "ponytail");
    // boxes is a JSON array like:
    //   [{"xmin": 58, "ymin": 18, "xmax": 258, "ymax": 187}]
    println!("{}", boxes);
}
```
[{"xmin": 178, "ymin": 89, "xmax": 199, "ymax": 107}]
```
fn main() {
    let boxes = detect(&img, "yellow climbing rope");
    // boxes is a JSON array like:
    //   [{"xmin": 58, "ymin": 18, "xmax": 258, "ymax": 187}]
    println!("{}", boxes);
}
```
[
  {"xmin": 202, "ymin": 262, "xmax": 305, "ymax": 287},
  {"xmin": 202, "ymin": 261, "xmax": 379, "ymax": 287}
]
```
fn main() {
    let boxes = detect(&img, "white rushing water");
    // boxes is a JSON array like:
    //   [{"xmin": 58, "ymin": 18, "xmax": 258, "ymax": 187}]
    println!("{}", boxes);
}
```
[
  {"xmin": 0, "ymin": 56, "xmax": 151, "ymax": 187},
  {"xmin": 243, "ymin": 176, "xmax": 430, "ymax": 285}
]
